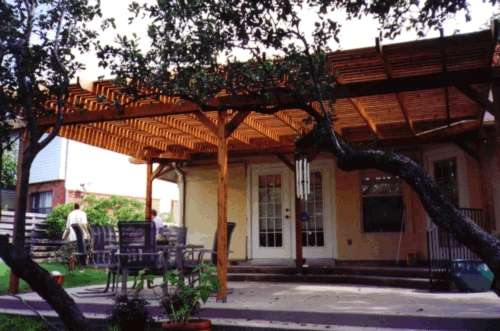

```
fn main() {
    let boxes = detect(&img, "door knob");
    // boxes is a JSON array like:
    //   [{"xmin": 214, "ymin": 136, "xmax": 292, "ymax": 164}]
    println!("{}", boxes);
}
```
[{"xmin": 285, "ymin": 215, "xmax": 290, "ymax": 219}]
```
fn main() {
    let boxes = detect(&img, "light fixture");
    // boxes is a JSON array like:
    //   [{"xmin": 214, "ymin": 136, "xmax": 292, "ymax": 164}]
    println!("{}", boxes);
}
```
[{"xmin": 295, "ymin": 151, "xmax": 310, "ymax": 200}]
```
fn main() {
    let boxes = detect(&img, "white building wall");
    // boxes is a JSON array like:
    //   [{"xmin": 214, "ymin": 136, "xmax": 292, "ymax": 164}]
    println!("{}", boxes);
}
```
[
  {"xmin": 64, "ymin": 140, "xmax": 178, "ymax": 213},
  {"xmin": 29, "ymin": 136, "xmax": 179, "ymax": 212},
  {"xmin": 30, "ymin": 136, "xmax": 66, "ymax": 183}
]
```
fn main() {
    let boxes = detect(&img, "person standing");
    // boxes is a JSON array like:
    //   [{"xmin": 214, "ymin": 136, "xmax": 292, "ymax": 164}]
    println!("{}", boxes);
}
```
[
  {"xmin": 62, "ymin": 203, "xmax": 91, "ymax": 272},
  {"xmin": 151, "ymin": 209, "xmax": 164, "ymax": 236}
]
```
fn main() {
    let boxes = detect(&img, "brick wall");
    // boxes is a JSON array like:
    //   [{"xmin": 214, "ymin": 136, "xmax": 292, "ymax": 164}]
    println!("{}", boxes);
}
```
[{"xmin": 28, "ymin": 180, "xmax": 66, "ymax": 213}]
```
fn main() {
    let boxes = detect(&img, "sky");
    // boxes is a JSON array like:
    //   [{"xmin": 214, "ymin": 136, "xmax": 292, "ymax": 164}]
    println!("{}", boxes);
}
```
[
  {"xmin": 76, "ymin": 0, "xmax": 499, "ymax": 82},
  {"xmin": 66, "ymin": 1, "xmax": 499, "ymax": 214}
]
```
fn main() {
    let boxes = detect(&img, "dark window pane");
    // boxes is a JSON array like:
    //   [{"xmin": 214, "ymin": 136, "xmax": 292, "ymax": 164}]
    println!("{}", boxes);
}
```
[
  {"xmin": 302, "ymin": 231, "xmax": 308, "ymax": 247},
  {"xmin": 259, "ymin": 233, "xmax": 267, "ymax": 247},
  {"xmin": 317, "ymin": 232, "xmax": 324, "ymax": 246},
  {"xmin": 362, "ymin": 196, "xmax": 404, "ymax": 232},
  {"xmin": 267, "ymin": 233, "xmax": 275, "ymax": 247},
  {"xmin": 275, "ymin": 233, "xmax": 282, "ymax": 247}
]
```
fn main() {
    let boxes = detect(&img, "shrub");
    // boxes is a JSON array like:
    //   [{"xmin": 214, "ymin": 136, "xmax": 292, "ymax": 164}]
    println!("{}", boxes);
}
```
[{"xmin": 45, "ymin": 195, "xmax": 145, "ymax": 237}]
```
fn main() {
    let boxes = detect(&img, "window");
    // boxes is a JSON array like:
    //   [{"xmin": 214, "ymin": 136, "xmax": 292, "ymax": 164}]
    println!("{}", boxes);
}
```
[
  {"xmin": 434, "ymin": 158, "xmax": 459, "ymax": 246},
  {"xmin": 361, "ymin": 170, "xmax": 405, "ymax": 233},
  {"xmin": 301, "ymin": 171, "xmax": 325, "ymax": 247},
  {"xmin": 258, "ymin": 174, "xmax": 283, "ymax": 247},
  {"xmin": 31, "ymin": 191, "xmax": 53, "ymax": 214},
  {"xmin": 433, "ymin": 158, "xmax": 458, "ymax": 206}
]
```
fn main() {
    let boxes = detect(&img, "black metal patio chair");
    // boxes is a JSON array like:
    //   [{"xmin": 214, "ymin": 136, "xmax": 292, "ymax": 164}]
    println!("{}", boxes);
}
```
[
  {"xmin": 116, "ymin": 221, "xmax": 167, "ymax": 296},
  {"xmin": 181, "ymin": 222, "xmax": 236, "ymax": 284},
  {"xmin": 72, "ymin": 225, "xmax": 120, "ymax": 297},
  {"xmin": 160, "ymin": 226, "xmax": 188, "ymax": 270}
]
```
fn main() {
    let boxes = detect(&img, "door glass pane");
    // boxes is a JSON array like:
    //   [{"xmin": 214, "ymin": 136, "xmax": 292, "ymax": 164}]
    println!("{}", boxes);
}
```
[
  {"xmin": 258, "ymin": 174, "xmax": 283, "ymax": 247},
  {"xmin": 301, "ymin": 171, "xmax": 325, "ymax": 247}
]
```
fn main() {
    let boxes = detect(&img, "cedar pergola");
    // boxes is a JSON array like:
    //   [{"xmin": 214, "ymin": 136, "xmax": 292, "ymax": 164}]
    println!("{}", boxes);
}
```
[{"xmin": 31, "ymin": 26, "xmax": 500, "ymax": 301}]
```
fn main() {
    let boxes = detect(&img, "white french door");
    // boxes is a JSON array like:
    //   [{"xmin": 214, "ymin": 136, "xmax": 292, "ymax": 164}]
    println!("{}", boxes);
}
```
[
  {"xmin": 250, "ymin": 160, "xmax": 335, "ymax": 260},
  {"xmin": 251, "ymin": 166, "xmax": 293, "ymax": 258}
]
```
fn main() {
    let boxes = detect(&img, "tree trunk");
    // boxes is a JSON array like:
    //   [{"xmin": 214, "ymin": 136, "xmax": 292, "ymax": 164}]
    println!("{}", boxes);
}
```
[
  {"xmin": 297, "ymin": 127, "xmax": 500, "ymax": 293},
  {"xmin": 5, "ymin": 139, "xmax": 91, "ymax": 330},
  {"xmin": 0, "ymin": 236, "xmax": 91, "ymax": 330}
]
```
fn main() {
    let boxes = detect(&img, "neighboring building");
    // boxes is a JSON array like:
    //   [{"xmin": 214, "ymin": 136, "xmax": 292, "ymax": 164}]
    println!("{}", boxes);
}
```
[{"xmin": 28, "ymin": 136, "xmax": 177, "ymax": 215}]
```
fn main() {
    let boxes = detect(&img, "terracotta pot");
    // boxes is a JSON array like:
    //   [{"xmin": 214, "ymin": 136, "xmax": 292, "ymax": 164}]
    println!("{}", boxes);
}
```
[
  {"xmin": 51, "ymin": 274, "xmax": 64, "ymax": 286},
  {"xmin": 161, "ymin": 319, "xmax": 211, "ymax": 331}
]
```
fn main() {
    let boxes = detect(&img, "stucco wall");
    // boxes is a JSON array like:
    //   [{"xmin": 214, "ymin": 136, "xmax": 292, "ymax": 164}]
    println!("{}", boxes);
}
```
[
  {"xmin": 184, "ymin": 163, "xmax": 247, "ymax": 260},
  {"xmin": 334, "ymin": 156, "xmax": 428, "ymax": 263}
]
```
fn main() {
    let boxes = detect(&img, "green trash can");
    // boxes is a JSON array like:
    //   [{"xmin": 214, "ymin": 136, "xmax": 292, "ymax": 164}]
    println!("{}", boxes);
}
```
[{"xmin": 451, "ymin": 260, "xmax": 494, "ymax": 293}]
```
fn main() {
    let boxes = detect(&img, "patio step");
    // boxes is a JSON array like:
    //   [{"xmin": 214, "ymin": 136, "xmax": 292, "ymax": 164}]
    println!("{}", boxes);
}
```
[
  {"xmin": 227, "ymin": 273, "xmax": 430, "ymax": 290},
  {"xmin": 227, "ymin": 265, "xmax": 430, "ymax": 290}
]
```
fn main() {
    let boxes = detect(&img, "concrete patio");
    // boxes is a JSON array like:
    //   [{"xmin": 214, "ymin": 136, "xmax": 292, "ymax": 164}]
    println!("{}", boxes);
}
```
[{"xmin": 1, "ymin": 279, "xmax": 500, "ymax": 330}]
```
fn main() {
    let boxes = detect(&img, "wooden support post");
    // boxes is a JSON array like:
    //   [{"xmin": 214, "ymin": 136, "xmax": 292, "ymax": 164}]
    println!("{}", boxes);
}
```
[
  {"xmin": 478, "ymin": 141, "xmax": 492, "ymax": 232},
  {"xmin": 293, "ymin": 169, "xmax": 304, "ymax": 274},
  {"xmin": 492, "ymin": 78, "xmax": 500, "ymax": 231},
  {"xmin": 217, "ymin": 110, "xmax": 228, "ymax": 302},
  {"xmin": 9, "ymin": 130, "xmax": 28, "ymax": 294},
  {"xmin": 145, "ymin": 162, "xmax": 153, "ymax": 222}
]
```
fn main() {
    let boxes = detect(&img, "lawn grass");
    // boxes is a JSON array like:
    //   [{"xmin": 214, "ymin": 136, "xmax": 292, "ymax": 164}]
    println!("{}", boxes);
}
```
[{"xmin": 0, "ymin": 262, "xmax": 110, "ymax": 294}]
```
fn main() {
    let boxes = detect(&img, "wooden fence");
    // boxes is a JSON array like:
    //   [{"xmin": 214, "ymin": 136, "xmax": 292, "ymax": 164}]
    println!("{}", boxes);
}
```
[{"xmin": 0, "ymin": 211, "xmax": 65, "ymax": 262}]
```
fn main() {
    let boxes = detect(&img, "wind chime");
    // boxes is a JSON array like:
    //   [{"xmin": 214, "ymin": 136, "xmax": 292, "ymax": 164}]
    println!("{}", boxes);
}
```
[{"xmin": 295, "ymin": 151, "xmax": 310, "ymax": 201}]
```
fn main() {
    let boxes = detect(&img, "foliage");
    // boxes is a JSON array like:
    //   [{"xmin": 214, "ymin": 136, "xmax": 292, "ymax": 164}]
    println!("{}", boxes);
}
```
[
  {"xmin": 45, "ymin": 195, "xmax": 145, "ymax": 237},
  {"xmin": 45, "ymin": 203, "xmax": 75, "ymax": 238},
  {"xmin": 0, "ymin": 314, "xmax": 53, "ymax": 331},
  {"xmin": 145, "ymin": 264, "xmax": 219, "ymax": 324},
  {"xmin": 1, "ymin": 143, "xmax": 17, "ymax": 190},
  {"xmin": 0, "ymin": 262, "xmax": 109, "ymax": 294},
  {"xmin": 108, "ymin": 293, "xmax": 153, "ymax": 331}
]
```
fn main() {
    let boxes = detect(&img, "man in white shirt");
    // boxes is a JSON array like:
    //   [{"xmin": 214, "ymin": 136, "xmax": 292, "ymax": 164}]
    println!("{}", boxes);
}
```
[
  {"xmin": 63, "ymin": 203, "xmax": 91, "ymax": 272},
  {"xmin": 151, "ymin": 209, "xmax": 164, "ymax": 236}
]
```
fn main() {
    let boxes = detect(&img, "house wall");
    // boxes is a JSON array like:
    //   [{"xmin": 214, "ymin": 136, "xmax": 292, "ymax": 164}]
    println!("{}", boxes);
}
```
[
  {"xmin": 30, "ymin": 136, "xmax": 66, "ymax": 183},
  {"xmin": 334, "ymin": 163, "xmax": 428, "ymax": 263},
  {"xmin": 28, "ymin": 180, "xmax": 66, "ymax": 208},
  {"xmin": 184, "ymin": 163, "xmax": 247, "ymax": 260},
  {"xmin": 179, "ymin": 143, "xmax": 492, "ymax": 264}
]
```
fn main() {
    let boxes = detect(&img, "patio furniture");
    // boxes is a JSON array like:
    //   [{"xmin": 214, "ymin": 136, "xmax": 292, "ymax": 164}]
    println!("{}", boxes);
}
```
[
  {"xmin": 70, "ymin": 224, "xmax": 90, "ymax": 269},
  {"xmin": 160, "ymin": 226, "xmax": 187, "ymax": 270},
  {"xmin": 181, "ymin": 222, "xmax": 236, "ymax": 284},
  {"xmin": 73, "ymin": 225, "xmax": 120, "ymax": 297},
  {"xmin": 116, "ymin": 221, "xmax": 167, "ymax": 295}
]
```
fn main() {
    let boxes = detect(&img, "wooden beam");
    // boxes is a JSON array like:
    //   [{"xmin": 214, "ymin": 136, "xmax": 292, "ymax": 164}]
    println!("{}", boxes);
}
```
[
  {"xmin": 243, "ymin": 116, "xmax": 283, "ymax": 144},
  {"xmin": 193, "ymin": 111, "xmax": 218, "ymax": 136},
  {"xmin": 216, "ymin": 110, "xmax": 228, "ymax": 302},
  {"xmin": 38, "ymin": 100, "xmax": 200, "ymax": 126},
  {"xmin": 451, "ymin": 82, "xmax": 494, "ymax": 116},
  {"xmin": 454, "ymin": 141, "xmax": 479, "ymax": 162},
  {"xmin": 152, "ymin": 164, "xmax": 168, "ymax": 179},
  {"xmin": 274, "ymin": 111, "xmax": 307, "ymax": 135},
  {"xmin": 225, "ymin": 111, "xmax": 251, "ymax": 138},
  {"xmin": 124, "ymin": 119, "xmax": 210, "ymax": 153},
  {"xmin": 478, "ymin": 141, "xmax": 493, "ymax": 232},
  {"xmin": 155, "ymin": 116, "xmax": 218, "ymax": 146},
  {"xmin": 415, "ymin": 120, "xmax": 479, "ymax": 139},
  {"xmin": 349, "ymin": 98, "xmax": 383, "ymax": 139},
  {"xmin": 376, "ymin": 38, "xmax": 416, "ymax": 136},
  {"xmin": 276, "ymin": 153, "xmax": 294, "ymax": 171},
  {"xmin": 329, "ymin": 67, "xmax": 499, "ymax": 100},
  {"xmin": 146, "ymin": 162, "xmax": 153, "ymax": 222}
]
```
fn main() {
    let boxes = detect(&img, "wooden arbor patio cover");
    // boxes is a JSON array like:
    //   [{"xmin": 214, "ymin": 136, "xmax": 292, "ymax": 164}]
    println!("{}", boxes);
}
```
[{"xmin": 38, "ymin": 27, "xmax": 500, "ymax": 301}]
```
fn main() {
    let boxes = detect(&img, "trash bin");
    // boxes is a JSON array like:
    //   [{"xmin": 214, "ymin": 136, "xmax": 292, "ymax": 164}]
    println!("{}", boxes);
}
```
[{"xmin": 451, "ymin": 260, "xmax": 493, "ymax": 292}]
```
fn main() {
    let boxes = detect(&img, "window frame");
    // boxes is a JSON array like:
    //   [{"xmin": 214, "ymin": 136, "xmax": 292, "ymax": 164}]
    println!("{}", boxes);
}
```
[
  {"xmin": 30, "ymin": 191, "xmax": 53, "ymax": 214},
  {"xmin": 360, "ymin": 169, "xmax": 406, "ymax": 234}
]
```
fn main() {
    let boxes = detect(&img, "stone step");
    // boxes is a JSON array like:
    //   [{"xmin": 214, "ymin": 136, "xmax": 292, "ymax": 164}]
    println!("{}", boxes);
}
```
[
  {"xmin": 228, "ymin": 266, "xmax": 429, "ymax": 279},
  {"xmin": 227, "ymin": 273, "xmax": 430, "ymax": 290}
]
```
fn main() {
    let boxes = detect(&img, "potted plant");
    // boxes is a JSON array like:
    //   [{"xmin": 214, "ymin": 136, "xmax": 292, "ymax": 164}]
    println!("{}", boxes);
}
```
[
  {"xmin": 108, "ymin": 271, "xmax": 155, "ymax": 331},
  {"xmin": 151, "ymin": 264, "xmax": 220, "ymax": 331}
]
